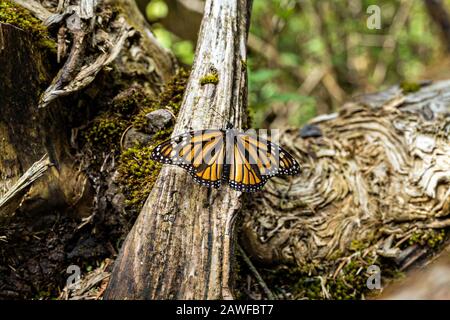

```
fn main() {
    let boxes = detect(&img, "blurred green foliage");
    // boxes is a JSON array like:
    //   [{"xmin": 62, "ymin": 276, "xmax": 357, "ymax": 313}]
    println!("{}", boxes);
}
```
[
  {"xmin": 146, "ymin": 0, "xmax": 168, "ymax": 21},
  {"xmin": 146, "ymin": 0, "xmax": 194, "ymax": 65},
  {"xmin": 145, "ymin": 0, "xmax": 450, "ymax": 128}
]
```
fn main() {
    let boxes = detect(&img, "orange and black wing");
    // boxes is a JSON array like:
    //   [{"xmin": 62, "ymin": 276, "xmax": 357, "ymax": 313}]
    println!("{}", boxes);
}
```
[
  {"xmin": 151, "ymin": 130, "xmax": 226, "ymax": 188},
  {"xmin": 227, "ymin": 132, "xmax": 300, "ymax": 192},
  {"xmin": 239, "ymin": 133, "xmax": 300, "ymax": 176}
]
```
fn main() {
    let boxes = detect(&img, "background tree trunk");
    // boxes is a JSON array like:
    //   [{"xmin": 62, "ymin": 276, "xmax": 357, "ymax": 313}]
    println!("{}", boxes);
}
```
[
  {"xmin": 104, "ymin": 0, "xmax": 252, "ymax": 300},
  {"xmin": 424, "ymin": 0, "xmax": 450, "ymax": 52},
  {"xmin": 0, "ymin": 22, "xmax": 78, "ymax": 222}
]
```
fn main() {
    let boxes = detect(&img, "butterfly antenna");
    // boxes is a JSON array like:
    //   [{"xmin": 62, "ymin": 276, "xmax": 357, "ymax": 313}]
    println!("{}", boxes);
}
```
[{"xmin": 208, "ymin": 105, "xmax": 233, "ymax": 128}]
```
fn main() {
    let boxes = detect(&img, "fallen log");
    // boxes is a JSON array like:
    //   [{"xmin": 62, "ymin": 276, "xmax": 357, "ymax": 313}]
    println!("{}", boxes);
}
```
[{"xmin": 240, "ymin": 80, "xmax": 450, "ymax": 299}]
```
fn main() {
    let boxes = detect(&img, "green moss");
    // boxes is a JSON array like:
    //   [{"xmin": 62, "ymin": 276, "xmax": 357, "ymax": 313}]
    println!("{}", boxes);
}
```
[
  {"xmin": 0, "ymin": 0, "xmax": 56, "ymax": 52},
  {"xmin": 261, "ymin": 255, "xmax": 383, "ymax": 300},
  {"xmin": 199, "ymin": 71, "xmax": 219, "ymax": 86},
  {"xmin": 349, "ymin": 239, "xmax": 372, "ymax": 252},
  {"xmin": 131, "ymin": 107, "xmax": 154, "ymax": 132},
  {"xmin": 36, "ymin": 37, "xmax": 56, "ymax": 52},
  {"xmin": 0, "ymin": 0, "xmax": 45, "ymax": 35},
  {"xmin": 400, "ymin": 81, "xmax": 421, "ymax": 94},
  {"xmin": 79, "ymin": 68, "xmax": 189, "ymax": 213},
  {"xmin": 408, "ymin": 229, "xmax": 446, "ymax": 248},
  {"xmin": 285, "ymin": 229, "xmax": 445, "ymax": 299},
  {"xmin": 35, "ymin": 289, "xmax": 52, "ymax": 299},
  {"xmin": 236, "ymin": 220, "xmax": 445, "ymax": 300},
  {"xmin": 116, "ymin": 68, "xmax": 189, "ymax": 210},
  {"xmin": 241, "ymin": 59, "xmax": 247, "ymax": 71},
  {"xmin": 84, "ymin": 116, "xmax": 128, "ymax": 150},
  {"xmin": 157, "ymin": 68, "xmax": 189, "ymax": 113},
  {"xmin": 117, "ymin": 146, "xmax": 160, "ymax": 208},
  {"xmin": 247, "ymin": 232, "xmax": 403, "ymax": 300},
  {"xmin": 264, "ymin": 263, "xmax": 323, "ymax": 299},
  {"xmin": 328, "ymin": 260, "xmax": 373, "ymax": 300}
]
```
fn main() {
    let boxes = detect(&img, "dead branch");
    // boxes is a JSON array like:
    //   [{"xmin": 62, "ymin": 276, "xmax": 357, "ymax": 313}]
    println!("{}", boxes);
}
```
[{"xmin": 0, "ymin": 154, "xmax": 51, "ymax": 220}]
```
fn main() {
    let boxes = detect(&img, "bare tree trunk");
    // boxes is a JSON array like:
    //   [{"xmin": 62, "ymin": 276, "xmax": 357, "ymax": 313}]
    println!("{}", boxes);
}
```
[{"xmin": 104, "ymin": 0, "xmax": 252, "ymax": 300}]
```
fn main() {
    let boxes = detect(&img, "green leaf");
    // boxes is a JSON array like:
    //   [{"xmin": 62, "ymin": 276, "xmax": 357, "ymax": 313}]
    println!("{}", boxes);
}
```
[
  {"xmin": 173, "ymin": 40, "xmax": 194, "ymax": 65},
  {"xmin": 290, "ymin": 99, "xmax": 318, "ymax": 126},
  {"xmin": 146, "ymin": 0, "xmax": 168, "ymax": 21}
]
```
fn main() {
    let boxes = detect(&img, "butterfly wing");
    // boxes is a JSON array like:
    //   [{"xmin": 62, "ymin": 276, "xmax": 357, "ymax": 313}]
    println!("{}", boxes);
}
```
[
  {"xmin": 239, "ymin": 133, "xmax": 300, "ymax": 176},
  {"xmin": 228, "ymin": 138, "xmax": 268, "ymax": 192},
  {"xmin": 227, "ymin": 131, "xmax": 300, "ymax": 192},
  {"xmin": 152, "ymin": 129, "xmax": 300, "ymax": 191},
  {"xmin": 151, "ymin": 130, "xmax": 225, "ymax": 188}
]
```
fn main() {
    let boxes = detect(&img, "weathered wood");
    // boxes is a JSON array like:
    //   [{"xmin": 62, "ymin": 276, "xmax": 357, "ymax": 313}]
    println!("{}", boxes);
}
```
[
  {"xmin": 0, "ymin": 0, "xmax": 177, "ymax": 222},
  {"xmin": 35, "ymin": 0, "xmax": 176, "ymax": 108},
  {"xmin": 240, "ymin": 80, "xmax": 450, "ymax": 298},
  {"xmin": 0, "ymin": 0, "xmax": 178, "ymax": 298},
  {"xmin": 104, "ymin": 0, "xmax": 252, "ymax": 300}
]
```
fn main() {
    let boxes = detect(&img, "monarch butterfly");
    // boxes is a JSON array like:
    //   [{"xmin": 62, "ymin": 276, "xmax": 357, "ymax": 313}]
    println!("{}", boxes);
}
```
[{"xmin": 150, "ymin": 123, "xmax": 300, "ymax": 192}]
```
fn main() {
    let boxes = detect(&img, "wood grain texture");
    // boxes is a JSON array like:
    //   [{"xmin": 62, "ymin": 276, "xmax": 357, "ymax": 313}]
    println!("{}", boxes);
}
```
[
  {"xmin": 240, "ymin": 80, "xmax": 450, "ymax": 298},
  {"xmin": 104, "ymin": 0, "xmax": 252, "ymax": 300}
]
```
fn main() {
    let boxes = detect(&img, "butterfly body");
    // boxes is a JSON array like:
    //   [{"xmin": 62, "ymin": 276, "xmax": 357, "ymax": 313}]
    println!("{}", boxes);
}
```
[{"xmin": 151, "ymin": 128, "xmax": 300, "ymax": 192}]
